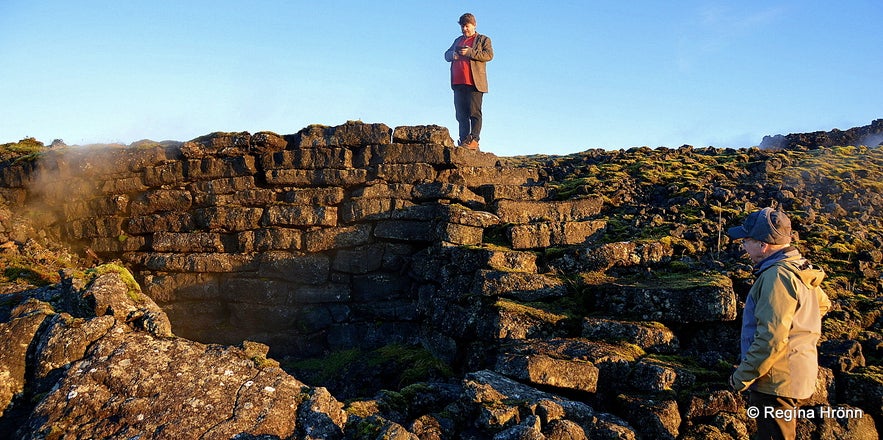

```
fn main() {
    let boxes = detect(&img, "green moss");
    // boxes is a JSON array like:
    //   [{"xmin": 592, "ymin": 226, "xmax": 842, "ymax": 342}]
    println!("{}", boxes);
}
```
[
  {"xmin": 250, "ymin": 354, "xmax": 280, "ymax": 369},
  {"xmin": 658, "ymin": 235, "xmax": 698, "ymax": 254},
  {"xmin": 284, "ymin": 348, "xmax": 362, "ymax": 384},
  {"xmin": 345, "ymin": 400, "xmax": 380, "ymax": 419},
  {"xmin": 467, "ymin": 242, "xmax": 516, "ymax": 253},
  {"xmin": 619, "ymin": 271, "xmax": 732, "ymax": 290},
  {"xmin": 370, "ymin": 344, "xmax": 454, "ymax": 384},
  {"xmin": 374, "ymin": 389, "xmax": 408, "ymax": 415},
  {"xmin": 577, "ymin": 270, "xmax": 616, "ymax": 284},
  {"xmin": 397, "ymin": 382, "xmax": 435, "ymax": 402},
  {"xmin": 551, "ymin": 177, "xmax": 593, "ymax": 200},
  {"xmin": 603, "ymin": 216, "xmax": 635, "ymax": 242},
  {"xmin": 621, "ymin": 342, "xmax": 648, "ymax": 359},
  {"xmin": 643, "ymin": 353, "xmax": 732, "ymax": 398},
  {"xmin": 84, "ymin": 263, "xmax": 144, "ymax": 302},
  {"xmin": 823, "ymin": 318, "xmax": 861, "ymax": 340},
  {"xmin": 345, "ymin": 414, "xmax": 385, "ymax": 439},
  {"xmin": 283, "ymin": 344, "xmax": 453, "ymax": 394},
  {"xmin": 0, "ymin": 137, "xmax": 48, "ymax": 163},
  {"xmin": 2, "ymin": 266, "xmax": 55, "ymax": 287},
  {"xmin": 0, "ymin": 245, "xmax": 75, "ymax": 287},
  {"xmin": 646, "ymin": 354, "xmax": 708, "ymax": 372},
  {"xmin": 495, "ymin": 298, "xmax": 569, "ymax": 325},
  {"xmin": 667, "ymin": 260, "xmax": 693, "ymax": 272},
  {"xmin": 848, "ymin": 366, "xmax": 883, "ymax": 385}
]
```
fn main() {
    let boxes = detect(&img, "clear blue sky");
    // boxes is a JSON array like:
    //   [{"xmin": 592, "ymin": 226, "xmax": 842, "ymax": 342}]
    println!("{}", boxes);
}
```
[{"xmin": 2, "ymin": 1, "xmax": 880, "ymax": 156}]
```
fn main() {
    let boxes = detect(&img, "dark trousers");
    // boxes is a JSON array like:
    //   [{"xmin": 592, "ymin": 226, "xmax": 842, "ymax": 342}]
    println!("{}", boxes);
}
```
[
  {"xmin": 452, "ymin": 84, "xmax": 483, "ymax": 143},
  {"xmin": 749, "ymin": 391, "xmax": 799, "ymax": 440}
]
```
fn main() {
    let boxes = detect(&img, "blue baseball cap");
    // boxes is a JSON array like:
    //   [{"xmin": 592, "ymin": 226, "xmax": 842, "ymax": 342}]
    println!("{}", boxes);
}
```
[{"xmin": 727, "ymin": 207, "xmax": 792, "ymax": 245}]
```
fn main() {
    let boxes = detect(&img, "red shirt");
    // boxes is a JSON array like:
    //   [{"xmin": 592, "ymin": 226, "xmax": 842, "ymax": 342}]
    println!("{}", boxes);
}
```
[{"xmin": 451, "ymin": 35, "xmax": 476, "ymax": 85}]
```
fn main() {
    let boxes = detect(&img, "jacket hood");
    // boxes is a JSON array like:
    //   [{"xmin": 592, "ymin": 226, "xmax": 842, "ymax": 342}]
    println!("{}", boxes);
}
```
[
  {"xmin": 793, "ymin": 264, "xmax": 826, "ymax": 288},
  {"xmin": 756, "ymin": 246, "xmax": 826, "ymax": 288}
]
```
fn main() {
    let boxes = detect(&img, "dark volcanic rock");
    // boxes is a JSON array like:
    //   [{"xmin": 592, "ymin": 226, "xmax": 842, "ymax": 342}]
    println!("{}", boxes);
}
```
[
  {"xmin": 582, "ymin": 318, "xmax": 679, "ymax": 354},
  {"xmin": 392, "ymin": 125, "xmax": 455, "ymax": 147},
  {"xmin": 592, "ymin": 273, "xmax": 737, "ymax": 322},
  {"xmin": 0, "ymin": 270, "xmax": 348, "ymax": 439},
  {"xmin": 760, "ymin": 119, "xmax": 883, "ymax": 150},
  {"xmin": 615, "ymin": 394, "xmax": 681, "ymax": 440},
  {"xmin": 21, "ymin": 331, "xmax": 310, "ymax": 439},
  {"xmin": 0, "ymin": 300, "xmax": 54, "ymax": 418},
  {"xmin": 2, "ymin": 120, "xmax": 882, "ymax": 438},
  {"xmin": 462, "ymin": 370, "xmax": 635, "ymax": 438},
  {"xmin": 819, "ymin": 338, "xmax": 866, "ymax": 373}
]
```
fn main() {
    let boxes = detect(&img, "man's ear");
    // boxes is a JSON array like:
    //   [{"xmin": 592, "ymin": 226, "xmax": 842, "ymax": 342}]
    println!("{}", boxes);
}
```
[{"xmin": 759, "ymin": 242, "xmax": 772, "ymax": 255}]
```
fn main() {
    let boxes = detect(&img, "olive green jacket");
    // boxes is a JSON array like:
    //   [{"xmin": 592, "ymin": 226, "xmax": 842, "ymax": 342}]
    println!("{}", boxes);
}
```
[
  {"xmin": 731, "ymin": 250, "xmax": 832, "ymax": 399},
  {"xmin": 444, "ymin": 33, "xmax": 493, "ymax": 93}
]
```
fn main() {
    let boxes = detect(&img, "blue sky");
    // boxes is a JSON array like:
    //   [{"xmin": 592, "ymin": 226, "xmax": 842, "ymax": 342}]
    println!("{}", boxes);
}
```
[{"xmin": 1, "ymin": 1, "xmax": 880, "ymax": 156}]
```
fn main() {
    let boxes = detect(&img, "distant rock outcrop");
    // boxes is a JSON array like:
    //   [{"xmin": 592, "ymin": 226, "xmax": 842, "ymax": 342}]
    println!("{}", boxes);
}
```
[{"xmin": 760, "ymin": 118, "xmax": 883, "ymax": 150}]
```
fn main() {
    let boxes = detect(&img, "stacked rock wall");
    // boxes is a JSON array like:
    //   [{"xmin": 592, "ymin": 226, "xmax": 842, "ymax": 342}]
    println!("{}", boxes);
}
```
[{"xmin": 3, "ymin": 122, "xmax": 615, "ymax": 357}]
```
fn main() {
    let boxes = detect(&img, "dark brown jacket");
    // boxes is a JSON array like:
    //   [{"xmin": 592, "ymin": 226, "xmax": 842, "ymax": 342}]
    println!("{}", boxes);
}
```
[{"xmin": 444, "ymin": 33, "xmax": 493, "ymax": 93}]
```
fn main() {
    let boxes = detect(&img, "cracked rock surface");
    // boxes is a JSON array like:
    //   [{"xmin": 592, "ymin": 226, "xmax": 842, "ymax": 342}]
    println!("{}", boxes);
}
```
[{"xmin": 0, "ymin": 269, "xmax": 347, "ymax": 439}]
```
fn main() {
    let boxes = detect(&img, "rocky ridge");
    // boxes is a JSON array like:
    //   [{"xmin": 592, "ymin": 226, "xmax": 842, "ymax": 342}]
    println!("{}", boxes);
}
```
[{"xmin": 0, "ymin": 120, "xmax": 881, "ymax": 439}]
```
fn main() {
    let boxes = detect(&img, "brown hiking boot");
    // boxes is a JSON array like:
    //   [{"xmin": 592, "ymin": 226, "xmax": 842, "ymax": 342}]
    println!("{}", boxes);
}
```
[{"xmin": 460, "ymin": 135, "xmax": 479, "ymax": 151}]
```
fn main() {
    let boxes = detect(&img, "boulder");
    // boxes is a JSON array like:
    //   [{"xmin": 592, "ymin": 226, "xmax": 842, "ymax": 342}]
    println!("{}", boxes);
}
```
[
  {"xmin": 0, "ymin": 270, "xmax": 352, "ymax": 438},
  {"xmin": 250, "ymin": 131, "xmax": 288, "ymax": 153},
  {"xmin": 182, "ymin": 131, "xmax": 252, "ymax": 157},
  {"xmin": 288, "ymin": 121, "xmax": 392, "ymax": 148},
  {"xmin": 551, "ymin": 240, "xmax": 675, "ymax": 272},
  {"xmin": 582, "ymin": 318, "xmax": 679, "ymax": 353},
  {"xmin": 838, "ymin": 366, "xmax": 883, "ymax": 424},
  {"xmin": 495, "ymin": 198, "xmax": 603, "ymax": 224},
  {"xmin": 592, "ymin": 273, "xmax": 737, "ymax": 322},
  {"xmin": 615, "ymin": 394, "xmax": 681, "ymax": 440},
  {"xmin": 819, "ymin": 339, "xmax": 866, "ymax": 373},
  {"xmin": 32, "ymin": 313, "xmax": 116, "ymax": 379},
  {"xmin": 508, "ymin": 220, "xmax": 606, "ymax": 249},
  {"xmin": 73, "ymin": 267, "xmax": 173, "ymax": 337},
  {"xmin": 484, "ymin": 249, "xmax": 538, "ymax": 273},
  {"xmin": 462, "ymin": 370, "xmax": 635, "ymax": 438},
  {"xmin": 392, "ymin": 125, "xmax": 455, "ymax": 147},
  {"xmin": 474, "ymin": 270, "xmax": 568, "ymax": 301},
  {"xmin": 496, "ymin": 338, "xmax": 640, "ymax": 396},
  {"xmin": 0, "ymin": 300, "xmax": 54, "ymax": 417},
  {"xmin": 478, "ymin": 184, "xmax": 550, "ymax": 203},
  {"xmin": 798, "ymin": 404, "xmax": 879, "ymax": 440},
  {"xmin": 627, "ymin": 359, "xmax": 685, "ymax": 392},
  {"xmin": 296, "ymin": 386, "xmax": 347, "ymax": 439},
  {"xmin": 21, "ymin": 330, "xmax": 308, "ymax": 439},
  {"xmin": 682, "ymin": 390, "xmax": 744, "ymax": 420},
  {"xmin": 495, "ymin": 352, "xmax": 600, "ymax": 393},
  {"xmin": 480, "ymin": 299, "xmax": 569, "ymax": 340}
]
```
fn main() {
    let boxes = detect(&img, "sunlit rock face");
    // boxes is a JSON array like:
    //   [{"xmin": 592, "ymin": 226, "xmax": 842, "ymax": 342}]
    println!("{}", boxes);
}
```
[{"xmin": 2, "ymin": 123, "xmax": 537, "ymax": 357}]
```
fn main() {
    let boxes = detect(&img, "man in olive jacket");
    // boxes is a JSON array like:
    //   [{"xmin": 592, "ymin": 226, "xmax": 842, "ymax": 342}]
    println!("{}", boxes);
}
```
[
  {"xmin": 727, "ymin": 207, "xmax": 831, "ymax": 440},
  {"xmin": 444, "ymin": 12, "xmax": 493, "ymax": 150}
]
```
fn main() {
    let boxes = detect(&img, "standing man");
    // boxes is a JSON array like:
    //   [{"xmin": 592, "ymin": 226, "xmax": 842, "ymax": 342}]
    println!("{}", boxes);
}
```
[
  {"xmin": 444, "ymin": 12, "xmax": 493, "ymax": 151},
  {"xmin": 726, "ymin": 207, "xmax": 831, "ymax": 440}
]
